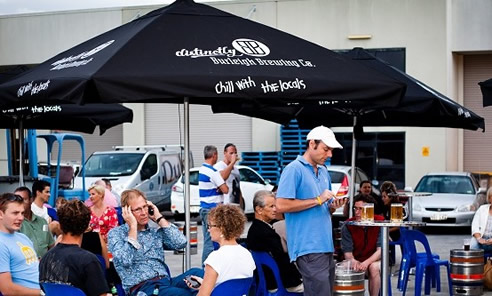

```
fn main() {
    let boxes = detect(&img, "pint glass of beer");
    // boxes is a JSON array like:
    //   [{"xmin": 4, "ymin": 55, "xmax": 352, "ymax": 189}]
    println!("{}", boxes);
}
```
[
  {"xmin": 390, "ymin": 203, "xmax": 404, "ymax": 222},
  {"xmin": 362, "ymin": 203, "xmax": 374, "ymax": 222}
]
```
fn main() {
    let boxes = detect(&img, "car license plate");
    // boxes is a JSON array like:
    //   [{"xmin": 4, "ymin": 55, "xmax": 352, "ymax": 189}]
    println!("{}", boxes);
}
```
[
  {"xmin": 190, "ymin": 206, "xmax": 200, "ymax": 213},
  {"xmin": 430, "ymin": 214, "xmax": 448, "ymax": 221}
]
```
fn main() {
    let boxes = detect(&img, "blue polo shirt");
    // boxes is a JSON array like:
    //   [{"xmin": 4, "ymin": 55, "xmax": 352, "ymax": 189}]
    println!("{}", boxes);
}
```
[{"xmin": 276, "ymin": 155, "xmax": 334, "ymax": 262}]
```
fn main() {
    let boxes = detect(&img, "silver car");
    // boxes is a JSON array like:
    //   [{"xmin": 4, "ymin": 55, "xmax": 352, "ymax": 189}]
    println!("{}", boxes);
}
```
[{"xmin": 410, "ymin": 172, "xmax": 481, "ymax": 227}]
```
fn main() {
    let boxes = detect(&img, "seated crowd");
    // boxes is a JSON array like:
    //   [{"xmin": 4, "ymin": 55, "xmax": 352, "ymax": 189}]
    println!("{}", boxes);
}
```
[
  {"xmin": 1, "ymin": 175, "xmax": 425, "ymax": 296},
  {"xmin": 0, "ymin": 179, "xmax": 259, "ymax": 296}
]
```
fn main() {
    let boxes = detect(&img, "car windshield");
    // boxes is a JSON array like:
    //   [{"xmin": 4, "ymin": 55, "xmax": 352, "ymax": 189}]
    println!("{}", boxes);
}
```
[
  {"xmin": 328, "ymin": 171, "xmax": 345, "ymax": 183},
  {"xmin": 82, "ymin": 153, "xmax": 144, "ymax": 177},
  {"xmin": 415, "ymin": 175, "xmax": 475, "ymax": 194},
  {"xmin": 180, "ymin": 171, "xmax": 199, "ymax": 186}
]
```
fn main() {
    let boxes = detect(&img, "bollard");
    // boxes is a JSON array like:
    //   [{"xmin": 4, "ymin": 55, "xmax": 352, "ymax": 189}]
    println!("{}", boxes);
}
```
[
  {"xmin": 450, "ymin": 249, "xmax": 484, "ymax": 296},
  {"xmin": 173, "ymin": 221, "xmax": 198, "ymax": 255}
]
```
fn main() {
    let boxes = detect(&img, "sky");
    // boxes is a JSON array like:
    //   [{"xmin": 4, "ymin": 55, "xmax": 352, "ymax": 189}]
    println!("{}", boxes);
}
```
[{"xmin": 0, "ymin": 0, "xmax": 229, "ymax": 16}]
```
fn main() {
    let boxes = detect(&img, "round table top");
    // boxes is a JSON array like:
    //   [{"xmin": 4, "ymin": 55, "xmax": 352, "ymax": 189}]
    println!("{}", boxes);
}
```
[{"xmin": 346, "ymin": 220, "xmax": 426, "ymax": 227}]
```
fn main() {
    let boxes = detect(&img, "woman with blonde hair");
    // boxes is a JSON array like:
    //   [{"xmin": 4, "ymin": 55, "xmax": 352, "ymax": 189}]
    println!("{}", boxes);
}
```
[
  {"xmin": 87, "ymin": 184, "xmax": 118, "ymax": 242},
  {"xmin": 186, "ymin": 204, "xmax": 255, "ymax": 295}
]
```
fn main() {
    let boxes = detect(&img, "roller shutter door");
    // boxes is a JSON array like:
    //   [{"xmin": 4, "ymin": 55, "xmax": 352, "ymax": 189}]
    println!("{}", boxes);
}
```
[
  {"xmin": 463, "ymin": 54, "xmax": 492, "ymax": 172},
  {"xmin": 144, "ymin": 103, "xmax": 252, "ymax": 165},
  {"xmin": 51, "ymin": 125, "xmax": 124, "ymax": 163}
]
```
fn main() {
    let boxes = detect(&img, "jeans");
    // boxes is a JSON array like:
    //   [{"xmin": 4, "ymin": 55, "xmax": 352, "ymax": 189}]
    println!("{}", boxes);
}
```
[
  {"xmin": 131, "ymin": 268, "xmax": 204, "ymax": 296},
  {"xmin": 471, "ymin": 236, "xmax": 492, "ymax": 252},
  {"xmin": 199, "ymin": 207, "xmax": 214, "ymax": 263}
]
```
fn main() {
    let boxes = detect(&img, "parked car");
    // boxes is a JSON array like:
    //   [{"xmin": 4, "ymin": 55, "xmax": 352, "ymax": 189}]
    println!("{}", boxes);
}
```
[
  {"xmin": 170, "ymin": 165, "xmax": 274, "ymax": 218},
  {"xmin": 409, "ymin": 172, "xmax": 482, "ymax": 227},
  {"xmin": 327, "ymin": 165, "xmax": 379, "ymax": 218}
]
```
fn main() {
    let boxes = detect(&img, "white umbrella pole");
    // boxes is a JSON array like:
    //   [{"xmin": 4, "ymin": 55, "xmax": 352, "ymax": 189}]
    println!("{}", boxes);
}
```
[
  {"xmin": 184, "ymin": 97, "xmax": 191, "ymax": 270},
  {"xmin": 18, "ymin": 120, "xmax": 24, "ymax": 186},
  {"xmin": 348, "ymin": 116, "xmax": 357, "ymax": 218}
]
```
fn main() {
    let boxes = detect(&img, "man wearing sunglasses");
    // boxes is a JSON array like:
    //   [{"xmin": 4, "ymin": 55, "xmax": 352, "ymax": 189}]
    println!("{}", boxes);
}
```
[{"xmin": 0, "ymin": 193, "xmax": 41, "ymax": 296}]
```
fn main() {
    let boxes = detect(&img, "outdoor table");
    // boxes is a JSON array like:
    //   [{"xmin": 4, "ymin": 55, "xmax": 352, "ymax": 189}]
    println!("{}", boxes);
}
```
[
  {"xmin": 390, "ymin": 192, "xmax": 432, "ymax": 221},
  {"xmin": 347, "ymin": 220, "xmax": 426, "ymax": 296}
]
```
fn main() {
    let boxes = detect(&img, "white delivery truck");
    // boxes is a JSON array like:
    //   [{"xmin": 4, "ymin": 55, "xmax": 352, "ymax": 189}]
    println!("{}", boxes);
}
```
[{"xmin": 74, "ymin": 145, "xmax": 190, "ymax": 210}]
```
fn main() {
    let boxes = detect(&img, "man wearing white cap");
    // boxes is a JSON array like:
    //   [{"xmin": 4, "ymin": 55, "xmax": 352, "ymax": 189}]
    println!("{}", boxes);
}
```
[{"xmin": 276, "ymin": 125, "xmax": 346, "ymax": 296}]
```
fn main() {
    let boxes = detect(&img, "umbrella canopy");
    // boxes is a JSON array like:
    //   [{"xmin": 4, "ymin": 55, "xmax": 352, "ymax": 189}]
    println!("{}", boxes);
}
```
[
  {"xmin": 0, "ymin": 103, "xmax": 133, "ymax": 135},
  {"xmin": 479, "ymin": 78, "xmax": 492, "ymax": 107},
  {"xmin": 0, "ymin": 0, "xmax": 408, "ymax": 271},
  {"xmin": 296, "ymin": 48, "xmax": 485, "ymax": 131},
  {"xmin": 0, "ymin": 0, "xmax": 404, "ymax": 109}
]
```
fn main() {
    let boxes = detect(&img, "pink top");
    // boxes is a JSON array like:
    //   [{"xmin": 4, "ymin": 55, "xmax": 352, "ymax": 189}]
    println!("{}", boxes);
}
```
[{"xmin": 89, "ymin": 206, "xmax": 118, "ymax": 241}]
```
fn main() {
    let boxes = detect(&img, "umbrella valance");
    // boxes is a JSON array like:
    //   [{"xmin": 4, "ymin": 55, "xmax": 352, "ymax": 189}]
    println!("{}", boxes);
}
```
[{"xmin": 0, "ymin": 103, "xmax": 133, "ymax": 135}]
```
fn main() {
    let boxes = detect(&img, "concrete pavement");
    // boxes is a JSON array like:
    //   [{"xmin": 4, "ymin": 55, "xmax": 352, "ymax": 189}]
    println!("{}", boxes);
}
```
[{"xmin": 163, "ymin": 219, "xmax": 492, "ymax": 295}]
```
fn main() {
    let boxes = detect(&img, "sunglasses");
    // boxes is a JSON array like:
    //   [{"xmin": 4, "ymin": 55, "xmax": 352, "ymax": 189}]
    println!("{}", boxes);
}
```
[{"xmin": 0, "ymin": 194, "xmax": 23, "ymax": 206}]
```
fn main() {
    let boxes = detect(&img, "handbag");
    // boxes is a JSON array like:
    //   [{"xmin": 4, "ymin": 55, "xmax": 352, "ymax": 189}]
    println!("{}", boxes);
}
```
[{"xmin": 484, "ymin": 258, "xmax": 492, "ymax": 290}]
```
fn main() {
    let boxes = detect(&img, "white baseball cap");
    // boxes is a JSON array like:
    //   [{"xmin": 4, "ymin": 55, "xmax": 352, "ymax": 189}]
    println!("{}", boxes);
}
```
[{"xmin": 306, "ymin": 126, "xmax": 343, "ymax": 149}]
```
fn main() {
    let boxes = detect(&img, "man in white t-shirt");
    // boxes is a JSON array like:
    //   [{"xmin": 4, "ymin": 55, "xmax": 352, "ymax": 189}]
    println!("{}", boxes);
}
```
[
  {"xmin": 31, "ymin": 180, "xmax": 61, "ymax": 236},
  {"xmin": 214, "ymin": 143, "xmax": 242, "ymax": 207}
]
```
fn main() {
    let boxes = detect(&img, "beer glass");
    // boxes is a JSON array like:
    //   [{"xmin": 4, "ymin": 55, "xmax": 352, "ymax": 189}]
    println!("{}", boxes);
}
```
[
  {"xmin": 362, "ymin": 203, "xmax": 374, "ymax": 222},
  {"xmin": 390, "ymin": 203, "xmax": 404, "ymax": 222}
]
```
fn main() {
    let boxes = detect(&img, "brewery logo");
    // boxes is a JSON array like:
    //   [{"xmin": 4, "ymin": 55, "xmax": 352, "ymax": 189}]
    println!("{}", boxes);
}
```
[
  {"xmin": 50, "ymin": 40, "xmax": 115, "ymax": 71},
  {"xmin": 176, "ymin": 38, "xmax": 270, "ymax": 59},
  {"xmin": 232, "ymin": 39, "xmax": 269, "ymax": 57},
  {"xmin": 17, "ymin": 80, "xmax": 51, "ymax": 98}
]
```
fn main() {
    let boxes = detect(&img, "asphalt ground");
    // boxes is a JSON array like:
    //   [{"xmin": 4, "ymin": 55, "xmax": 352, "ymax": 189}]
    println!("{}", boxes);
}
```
[{"xmin": 162, "ymin": 217, "xmax": 492, "ymax": 296}]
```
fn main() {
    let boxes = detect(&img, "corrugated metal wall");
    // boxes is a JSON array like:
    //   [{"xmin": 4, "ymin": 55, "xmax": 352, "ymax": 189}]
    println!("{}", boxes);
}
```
[
  {"xmin": 463, "ymin": 54, "xmax": 492, "ymax": 172},
  {"xmin": 144, "ymin": 103, "xmax": 252, "ymax": 165}
]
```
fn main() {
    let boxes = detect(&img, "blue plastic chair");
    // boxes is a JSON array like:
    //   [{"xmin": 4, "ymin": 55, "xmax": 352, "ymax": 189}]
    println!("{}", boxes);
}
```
[
  {"xmin": 400, "ymin": 230, "xmax": 452, "ymax": 296},
  {"xmin": 114, "ymin": 207, "xmax": 124, "ymax": 225},
  {"xmin": 397, "ymin": 228, "xmax": 441, "ymax": 291},
  {"xmin": 41, "ymin": 282, "xmax": 86, "ymax": 296},
  {"xmin": 211, "ymin": 277, "xmax": 254, "ymax": 296},
  {"xmin": 47, "ymin": 207, "xmax": 58, "ymax": 221},
  {"xmin": 250, "ymin": 251, "xmax": 303, "ymax": 296}
]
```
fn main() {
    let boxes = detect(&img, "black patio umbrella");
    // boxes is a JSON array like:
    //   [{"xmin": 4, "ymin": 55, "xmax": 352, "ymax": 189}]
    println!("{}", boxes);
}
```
[
  {"xmin": 479, "ymin": 78, "xmax": 492, "ymax": 107},
  {"xmin": 0, "ymin": 102, "xmax": 133, "ymax": 135},
  {"xmin": 296, "ymin": 48, "xmax": 485, "ymax": 131},
  {"xmin": 0, "ymin": 0, "xmax": 407, "ymax": 268},
  {"xmin": 0, "ymin": 67, "xmax": 134, "ymax": 185},
  {"xmin": 0, "ymin": 0, "xmax": 405, "ymax": 108},
  {"xmin": 216, "ymin": 47, "xmax": 486, "ymax": 214},
  {"xmin": 0, "ymin": 102, "xmax": 133, "ymax": 186}
]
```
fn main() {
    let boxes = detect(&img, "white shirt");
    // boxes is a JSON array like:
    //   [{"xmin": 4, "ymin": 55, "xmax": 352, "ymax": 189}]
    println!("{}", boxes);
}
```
[
  {"xmin": 204, "ymin": 244, "xmax": 255, "ymax": 286},
  {"xmin": 31, "ymin": 203, "xmax": 50, "ymax": 223},
  {"xmin": 214, "ymin": 161, "xmax": 241, "ymax": 204}
]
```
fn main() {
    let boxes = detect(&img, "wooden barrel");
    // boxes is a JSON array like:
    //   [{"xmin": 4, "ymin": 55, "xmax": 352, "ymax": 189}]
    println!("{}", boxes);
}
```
[
  {"xmin": 450, "ymin": 249, "xmax": 484, "ymax": 296},
  {"xmin": 334, "ymin": 270, "xmax": 365, "ymax": 296}
]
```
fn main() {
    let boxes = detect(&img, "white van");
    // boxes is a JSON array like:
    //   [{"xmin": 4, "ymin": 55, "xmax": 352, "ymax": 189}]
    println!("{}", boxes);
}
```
[{"xmin": 74, "ymin": 145, "xmax": 190, "ymax": 210}]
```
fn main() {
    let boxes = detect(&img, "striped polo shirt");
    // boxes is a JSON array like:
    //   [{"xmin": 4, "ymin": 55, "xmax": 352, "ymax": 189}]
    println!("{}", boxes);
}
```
[{"xmin": 199, "ymin": 163, "xmax": 225, "ymax": 208}]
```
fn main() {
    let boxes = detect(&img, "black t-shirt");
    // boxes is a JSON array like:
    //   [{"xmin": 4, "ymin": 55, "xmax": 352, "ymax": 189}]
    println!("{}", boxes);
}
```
[{"xmin": 39, "ymin": 243, "xmax": 109, "ymax": 296}]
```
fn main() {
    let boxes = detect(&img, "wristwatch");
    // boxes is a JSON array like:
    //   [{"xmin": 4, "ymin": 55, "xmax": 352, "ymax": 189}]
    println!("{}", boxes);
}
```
[{"xmin": 156, "ymin": 216, "xmax": 165, "ymax": 224}]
